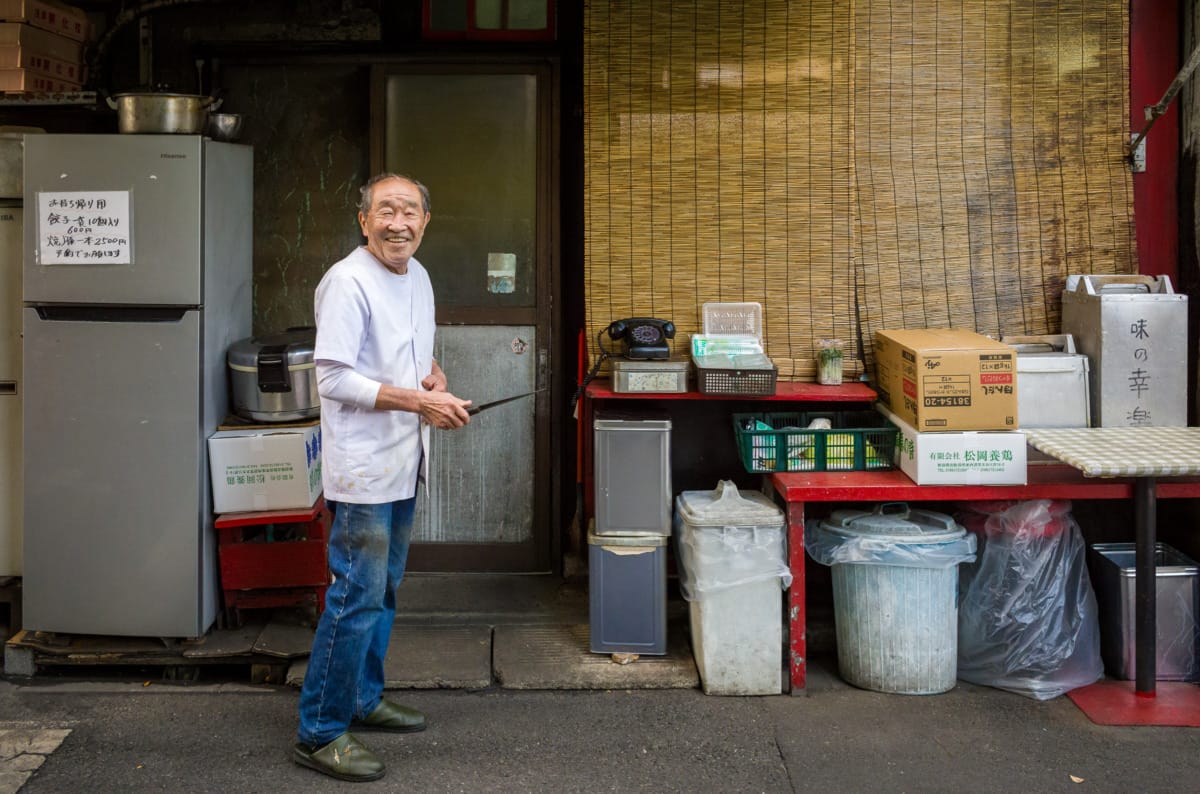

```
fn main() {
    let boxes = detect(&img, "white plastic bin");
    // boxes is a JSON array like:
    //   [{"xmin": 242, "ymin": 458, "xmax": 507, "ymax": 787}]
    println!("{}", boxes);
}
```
[
  {"xmin": 675, "ymin": 481, "xmax": 790, "ymax": 696},
  {"xmin": 809, "ymin": 504, "xmax": 977, "ymax": 695}
]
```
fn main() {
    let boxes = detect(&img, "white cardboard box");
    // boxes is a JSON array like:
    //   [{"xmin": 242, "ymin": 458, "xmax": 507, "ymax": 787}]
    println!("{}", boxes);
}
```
[
  {"xmin": 208, "ymin": 422, "xmax": 321, "ymax": 513},
  {"xmin": 878, "ymin": 403, "xmax": 1026, "ymax": 486}
]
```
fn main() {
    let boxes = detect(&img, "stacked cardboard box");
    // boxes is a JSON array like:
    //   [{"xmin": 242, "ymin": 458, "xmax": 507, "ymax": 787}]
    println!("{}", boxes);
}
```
[
  {"xmin": 873, "ymin": 328, "xmax": 1026, "ymax": 485},
  {"xmin": 0, "ymin": 1, "xmax": 89, "ymax": 93}
]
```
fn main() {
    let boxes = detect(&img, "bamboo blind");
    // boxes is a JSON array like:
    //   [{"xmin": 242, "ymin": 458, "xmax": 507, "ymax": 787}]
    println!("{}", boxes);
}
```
[
  {"xmin": 853, "ymin": 1, "xmax": 1135, "ymax": 363},
  {"xmin": 583, "ymin": 0, "xmax": 1134, "ymax": 379}
]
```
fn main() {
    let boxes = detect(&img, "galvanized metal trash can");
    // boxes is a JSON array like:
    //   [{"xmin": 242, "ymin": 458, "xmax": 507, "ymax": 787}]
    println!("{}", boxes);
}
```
[
  {"xmin": 1061, "ymin": 274, "xmax": 1187, "ymax": 428},
  {"xmin": 587, "ymin": 530, "xmax": 667, "ymax": 655},
  {"xmin": 811, "ymin": 505, "xmax": 976, "ymax": 695},
  {"xmin": 1088, "ymin": 542, "xmax": 1200, "ymax": 682}
]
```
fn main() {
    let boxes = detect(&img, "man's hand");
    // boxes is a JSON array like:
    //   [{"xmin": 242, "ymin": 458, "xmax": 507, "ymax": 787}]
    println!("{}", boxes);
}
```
[
  {"xmin": 422, "ymin": 361, "xmax": 448, "ymax": 392},
  {"xmin": 421, "ymin": 369, "xmax": 448, "ymax": 392},
  {"xmin": 419, "ymin": 389, "xmax": 472, "ymax": 429}
]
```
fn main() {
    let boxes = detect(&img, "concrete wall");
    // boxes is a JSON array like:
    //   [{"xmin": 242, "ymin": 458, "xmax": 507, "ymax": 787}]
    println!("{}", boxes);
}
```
[{"xmin": 97, "ymin": 0, "xmax": 392, "ymax": 334}]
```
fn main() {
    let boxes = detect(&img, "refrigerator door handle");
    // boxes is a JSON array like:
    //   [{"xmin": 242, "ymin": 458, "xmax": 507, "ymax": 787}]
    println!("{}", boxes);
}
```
[{"xmin": 34, "ymin": 306, "xmax": 192, "ymax": 323}]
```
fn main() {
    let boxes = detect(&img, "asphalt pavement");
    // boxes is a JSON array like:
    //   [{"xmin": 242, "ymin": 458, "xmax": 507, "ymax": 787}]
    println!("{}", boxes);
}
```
[{"xmin": 3, "ymin": 650, "xmax": 1200, "ymax": 793}]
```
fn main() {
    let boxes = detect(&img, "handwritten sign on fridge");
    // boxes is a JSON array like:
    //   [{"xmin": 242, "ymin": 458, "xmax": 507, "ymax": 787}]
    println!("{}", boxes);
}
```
[{"xmin": 37, "ymin": 191, "xmax": 132, "ymax": 265}]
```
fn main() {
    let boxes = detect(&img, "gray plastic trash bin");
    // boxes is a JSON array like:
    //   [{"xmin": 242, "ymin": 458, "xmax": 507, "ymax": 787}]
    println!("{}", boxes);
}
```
[{"xmin": 809, "ymin": 504, "xmax": 977, "ymax": 695}]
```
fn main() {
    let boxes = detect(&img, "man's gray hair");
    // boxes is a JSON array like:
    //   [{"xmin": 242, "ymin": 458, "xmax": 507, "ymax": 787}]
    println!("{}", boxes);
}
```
[{"xmin": 358, "ymin": 173, "xmax": 431, "ymax": 215}]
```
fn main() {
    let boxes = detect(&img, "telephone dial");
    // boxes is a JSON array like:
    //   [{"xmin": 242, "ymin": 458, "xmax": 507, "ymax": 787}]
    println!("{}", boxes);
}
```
[{"xmin": 606, "ymin": 317, "xmax": 675, "ymax": 360}]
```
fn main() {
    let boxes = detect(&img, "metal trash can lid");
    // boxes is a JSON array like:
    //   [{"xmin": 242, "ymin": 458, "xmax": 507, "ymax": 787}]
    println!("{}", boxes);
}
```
[
  {"xmin": 820, "ymin": 503, "xmax": 965, "ymax": 544},
  {"xmin": 675, "ymin": 480, "xmax": 783, "ymax": 529}
]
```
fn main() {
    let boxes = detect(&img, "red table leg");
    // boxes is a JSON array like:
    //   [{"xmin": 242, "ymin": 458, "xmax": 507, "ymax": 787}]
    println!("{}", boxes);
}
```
[{"xmin": 787, "ymin": 500, "xmax": 807, "ymax": 694}]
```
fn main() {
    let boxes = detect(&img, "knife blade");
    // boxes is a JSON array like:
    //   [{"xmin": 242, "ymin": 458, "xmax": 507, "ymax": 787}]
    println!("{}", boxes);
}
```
[{"xmin": 467, "ymin": 391, "xmax": 538, "ymax": 416}]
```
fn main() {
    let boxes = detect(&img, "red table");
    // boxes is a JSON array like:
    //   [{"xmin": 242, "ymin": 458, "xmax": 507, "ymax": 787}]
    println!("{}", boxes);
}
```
[{"xmin": 769, "ymin": 466, "xmax": 1200, "ymax": 695}]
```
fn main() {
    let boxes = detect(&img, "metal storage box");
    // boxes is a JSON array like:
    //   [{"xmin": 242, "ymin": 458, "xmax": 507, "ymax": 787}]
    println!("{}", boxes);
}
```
[
  {"xmin": 610, "ymin": 357, "xmax": 689, "ymax": 394},
  {"xmin": 1002, "ymin": 334, "xmax": 1090, "ymax": 428},
  {"xmin": 1061, "ymin": 274, "xmax": 1187, "ymax": 427},
  {"xmin": 1088, "ymin": 542, "xmax": 1199, "ymax": 682},
  {"xmin": 593, "ymin": 411, "xmax": 671, "ymax": 536},
  {"xmin": 587, "ymin": 530, "xmax": 667, "ymax": 655}
]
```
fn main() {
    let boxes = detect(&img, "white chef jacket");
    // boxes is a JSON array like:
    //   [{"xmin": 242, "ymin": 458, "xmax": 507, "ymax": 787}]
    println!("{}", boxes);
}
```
[{"xmin": 313, "ymin": 246, "xmax": 435, "ymax": 503}]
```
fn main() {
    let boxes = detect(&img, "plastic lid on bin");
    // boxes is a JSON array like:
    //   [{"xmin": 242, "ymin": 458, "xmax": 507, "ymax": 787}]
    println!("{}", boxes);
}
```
[
  {"xmin": 820, "ymin": 503, "xmax": 964, "ymax": 544},
  {"xmin": 675, "ymin": 480, "xmax": 783, "ymax": 529}
]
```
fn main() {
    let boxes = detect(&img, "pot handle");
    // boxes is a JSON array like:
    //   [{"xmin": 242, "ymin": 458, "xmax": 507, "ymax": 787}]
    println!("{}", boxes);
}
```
[
  {"xmin": 205, "ymin": 96, "xmax": 224, "ymax": 112},
  {"xmin": 105, "ymin": 96, "xmax": 118, "ymax": 109}
]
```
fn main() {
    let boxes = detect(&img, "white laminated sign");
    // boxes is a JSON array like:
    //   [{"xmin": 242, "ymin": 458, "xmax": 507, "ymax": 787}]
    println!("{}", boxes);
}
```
[{"xmin": 37, "ymin": 190, "xmax": 131, "ymax": 265}]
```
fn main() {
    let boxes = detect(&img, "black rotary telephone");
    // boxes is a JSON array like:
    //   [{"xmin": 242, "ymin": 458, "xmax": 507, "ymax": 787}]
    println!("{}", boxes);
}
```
[
  {"xmin": 570, "ymin": 317, "xmax": 676, "ymax": 409},
  {"xmin": 606, "ymin": 317, "xmax": 675, "ymax": 360}
]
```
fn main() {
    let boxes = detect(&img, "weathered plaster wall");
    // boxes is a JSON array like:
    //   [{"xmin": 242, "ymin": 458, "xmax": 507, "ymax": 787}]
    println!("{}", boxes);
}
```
[
  {"xmin": 221, "ymin": 62, "xmax": 370, "ymax": 334},
  {"xmin": 100, "ymin": 0, "xmax": 386, "ymax": 334}
]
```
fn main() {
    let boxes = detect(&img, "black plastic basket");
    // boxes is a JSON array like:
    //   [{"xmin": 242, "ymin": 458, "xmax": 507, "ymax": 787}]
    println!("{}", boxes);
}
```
[
  {"xmin": 732, "ymin": 410, "xmax": 899, "ymax": 473},
  {"xmin": 695, "ymin": 365, "xmax": 778, "ymax": 396}
]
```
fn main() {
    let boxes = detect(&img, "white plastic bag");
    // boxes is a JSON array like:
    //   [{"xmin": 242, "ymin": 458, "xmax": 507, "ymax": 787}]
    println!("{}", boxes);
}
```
[{"xmin": 955, "ymin": 499, "xmax": 1103, "ymax": 700}]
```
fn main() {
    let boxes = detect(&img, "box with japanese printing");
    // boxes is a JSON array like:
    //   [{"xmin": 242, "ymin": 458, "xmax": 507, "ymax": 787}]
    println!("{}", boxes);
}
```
[
  {"xmin": 878, "ymin": 403, "xmax": 1026, "ymax": 485},
  {"xmin": 1061, "ymin": 274, "xmax": 1187, "ymax": 427},
  {"xmin": 873, "ymin": 328, "xmax": 1018, "ymax": 432}
]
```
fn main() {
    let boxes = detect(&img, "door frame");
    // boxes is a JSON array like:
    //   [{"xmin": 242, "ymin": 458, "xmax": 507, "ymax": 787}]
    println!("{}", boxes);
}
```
[{"xmin": 369, "ymin": 58, "xmax": 561, "ymax": 573}]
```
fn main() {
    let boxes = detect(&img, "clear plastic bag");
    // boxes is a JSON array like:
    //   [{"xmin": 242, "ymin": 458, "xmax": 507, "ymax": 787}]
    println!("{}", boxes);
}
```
[
  {"xmin": 805, "ymin": 505, "xmax": 977, "ymax": 569},
  {"xmin": 954, "ymin": 499, "xmax": 1103, "ymax": 700},
  {"xmin": 674, "ymin": 481, "xmax": 792, "ymax": 601}
]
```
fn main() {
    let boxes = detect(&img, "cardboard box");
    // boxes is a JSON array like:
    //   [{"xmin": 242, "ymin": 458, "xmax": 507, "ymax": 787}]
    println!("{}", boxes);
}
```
[
  {"xmin": 873, "ymin": 328, "xmax": 1018, "ymax": 431},
  {"xmin": 0, "ymin": 67, "xmax": 76, "ymax": 91},
  {"xmin": 0, "ymin": 44, "xmax": 84, "ymax": 82},
  {"xmin": 0, "ymin": 1, "xmax": 89, "ymax": 42},
  {"xmin": 0, "ymin": 22, "xmax": 81, "ymax": 63},
  {"xmin": 879, "ymin": 403, "xmax": 1027, "ymax": 486},
  {"xmin": 208, "ymin": 422, "xmax": 322, "ymax": 514}
]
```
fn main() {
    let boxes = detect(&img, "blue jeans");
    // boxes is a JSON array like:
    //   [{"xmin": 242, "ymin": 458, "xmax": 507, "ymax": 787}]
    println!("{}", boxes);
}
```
[{"xmin": 297, "ymin": 497, "xmax": 415, "ymax": 747}]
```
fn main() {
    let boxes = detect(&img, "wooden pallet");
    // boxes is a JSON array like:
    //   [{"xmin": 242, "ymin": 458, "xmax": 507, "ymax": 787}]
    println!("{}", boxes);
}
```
[{"xmin": 2, "ymin": 611, "xmax": 314, "ymax": 682}]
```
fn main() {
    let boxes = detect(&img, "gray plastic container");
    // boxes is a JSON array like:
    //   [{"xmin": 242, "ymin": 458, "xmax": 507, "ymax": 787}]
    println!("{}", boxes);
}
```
[
  {"xmin": 1088, "ymin": 542, "xmax": 1199, "ymax": 682},
  {"xmin": 587, "ymin": 530, "xmax": 667, "ymax": 655}
]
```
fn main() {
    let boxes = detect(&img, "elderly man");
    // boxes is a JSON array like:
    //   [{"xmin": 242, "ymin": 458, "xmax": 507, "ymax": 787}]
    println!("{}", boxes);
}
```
[{"xmin": 293, "ymin": 173, "xmax": 472, "ymax": 782}]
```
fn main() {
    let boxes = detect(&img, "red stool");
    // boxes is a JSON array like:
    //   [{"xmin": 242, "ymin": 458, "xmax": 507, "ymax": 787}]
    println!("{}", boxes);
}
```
[{"xmin": 215, "ymin": 497, "xmax": 331, "ymax": 626}]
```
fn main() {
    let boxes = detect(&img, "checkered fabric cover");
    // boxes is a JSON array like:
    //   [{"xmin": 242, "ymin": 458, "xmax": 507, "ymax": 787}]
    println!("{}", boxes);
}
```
[{"xmin": 1024, "ymin": 427, "xmax": 1200, "ymax": 477}]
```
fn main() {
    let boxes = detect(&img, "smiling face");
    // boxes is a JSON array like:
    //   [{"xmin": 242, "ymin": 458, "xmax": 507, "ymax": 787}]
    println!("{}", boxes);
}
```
[{"xmin": 358, "ymin": 176, "xmax": 431, "ymax": 274}]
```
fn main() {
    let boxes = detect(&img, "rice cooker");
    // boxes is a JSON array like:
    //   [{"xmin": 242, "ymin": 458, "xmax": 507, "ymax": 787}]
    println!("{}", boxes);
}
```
[{"xmin": 227, "ymin": 327, "xmax": 320, "ymax": 422}]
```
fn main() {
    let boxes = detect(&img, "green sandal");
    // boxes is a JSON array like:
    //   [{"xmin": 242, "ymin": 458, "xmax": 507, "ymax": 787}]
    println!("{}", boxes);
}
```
[
  {"xmin": 356, "ymin": 698, "xmax": 427, "ymax": 733},
  {"xmin": 292, "ymin": 732, "xmax": 385, "ymax": 782}
]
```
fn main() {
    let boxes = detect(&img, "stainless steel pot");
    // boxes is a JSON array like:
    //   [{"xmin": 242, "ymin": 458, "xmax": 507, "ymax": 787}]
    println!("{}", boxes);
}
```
[
  {"xmin": 106, "ymin": 91, "xmax": 224, "ymax": 134},
  {"xmin": 227, "ymin": 327, "xmax": 319, "ymax": 423}
]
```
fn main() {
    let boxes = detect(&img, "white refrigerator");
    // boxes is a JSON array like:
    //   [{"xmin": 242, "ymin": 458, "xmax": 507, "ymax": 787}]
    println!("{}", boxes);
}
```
[{"xmin": 22, "ymin": 134, "xmax": 252, "ymax": 637}]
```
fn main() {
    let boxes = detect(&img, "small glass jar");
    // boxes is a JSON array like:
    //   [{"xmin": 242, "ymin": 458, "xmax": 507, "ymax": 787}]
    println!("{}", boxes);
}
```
[{"xmin": 816, "ymin": 339, "xmax": 844, "ymax": 385}]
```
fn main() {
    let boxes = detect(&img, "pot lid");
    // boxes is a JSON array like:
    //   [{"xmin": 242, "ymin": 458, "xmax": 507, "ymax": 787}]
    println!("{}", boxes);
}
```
[
  {"xmin": 112, "ymin": 90, "xmax": 209, "ymax": 99},
  {"xmin": 228, "ymin": 327, "xmax": 315, "ymax": 370},
  {"xmin": 820, "ymin": 503, "xmax": 964, "ymax": 544},
  {"xmin": 675, "ymin": 480, "xmax": 783, "ymax": 528}
]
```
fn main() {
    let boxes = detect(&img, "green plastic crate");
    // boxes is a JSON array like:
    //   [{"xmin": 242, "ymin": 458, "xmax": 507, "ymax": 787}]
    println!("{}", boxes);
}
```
[{"xmin": 732, "ymin": 411, "xmax": 899, "ymax": 473}]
